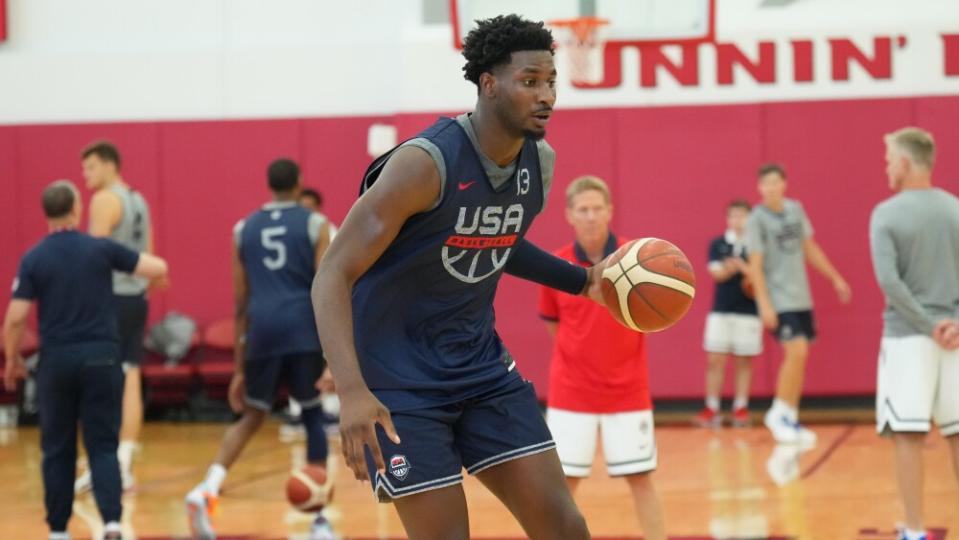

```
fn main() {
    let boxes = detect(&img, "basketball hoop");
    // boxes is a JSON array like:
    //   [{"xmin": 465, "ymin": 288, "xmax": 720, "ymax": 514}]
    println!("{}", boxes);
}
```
[{"xmin": 548, "ymin": 17, "xmax": 610, "ymax": 85}]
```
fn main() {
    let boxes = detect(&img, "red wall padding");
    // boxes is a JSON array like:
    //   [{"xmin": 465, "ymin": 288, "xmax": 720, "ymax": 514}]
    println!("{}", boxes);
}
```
[{"xmin": 2, "ymin": 96, "xmax": 958, "ymax": 400}]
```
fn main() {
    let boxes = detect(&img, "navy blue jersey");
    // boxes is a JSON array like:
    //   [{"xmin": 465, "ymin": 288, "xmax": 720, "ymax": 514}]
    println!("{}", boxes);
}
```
[
  {"xmin": 354, "ymin": 117, "xmax": 545, "ymax": 412},
  {"xmin": 708, "ymin": 233, "xmax": 758, "ymax": 315},
  {"xmin": 12, "ymin": 230, "xmax": 140, "ymax": 360},
  {"xmin": 236, "ymin": 203, "xmax": 321, "ymax": 358}
]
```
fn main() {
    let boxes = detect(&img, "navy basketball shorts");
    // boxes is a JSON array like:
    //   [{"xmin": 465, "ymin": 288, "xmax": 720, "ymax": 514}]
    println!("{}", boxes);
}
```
[
  {"xmin": 244, "ymin": 351, "xmax": 325, "ymax": 411},
  {"xmin": 774, "ymin": 310, "xmax": 817, "ymax": 342},
  {"xmin": 114, "ymin": 293, "xmax": 147, "ymax": 368},
  {"xmin": 367, "ymin": 377, "xmax": 555, "ymax": 502}
]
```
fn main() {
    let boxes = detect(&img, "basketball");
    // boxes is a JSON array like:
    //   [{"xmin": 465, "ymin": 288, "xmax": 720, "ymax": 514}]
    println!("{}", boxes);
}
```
[
  {"xmin": 741, "ymin": 274, "xmax": 756, "ymax": 299},
  {"xmin": 601, "ymin": 238, "xmax": 696, "ymax": 332},
  {"xmin": 286, "ymin": 465, "xmax": 332, "ymax": 513}
]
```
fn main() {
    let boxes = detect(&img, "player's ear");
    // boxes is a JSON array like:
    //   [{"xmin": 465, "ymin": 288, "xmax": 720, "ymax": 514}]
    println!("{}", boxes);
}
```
[{"xmin": 479, "ymin": 71, "xmax": 496, "ymax": 98}]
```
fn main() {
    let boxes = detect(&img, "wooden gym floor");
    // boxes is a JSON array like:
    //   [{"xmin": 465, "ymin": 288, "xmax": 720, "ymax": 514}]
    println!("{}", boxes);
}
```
[{"xmin": 0, "ymin": 420, "xmax": 957, "ymax": 539}]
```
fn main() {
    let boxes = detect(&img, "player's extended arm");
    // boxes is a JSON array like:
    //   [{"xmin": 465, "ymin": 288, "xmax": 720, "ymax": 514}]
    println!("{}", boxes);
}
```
[
  {"xmin": 311, "ymin": 147, "xmax": 439, "ymax": 480},
  {"xmin": 2, "ymin": 299, "xmax": 31, "ymax": 391},
  {"xmin": 88, "ymin": 190, "xmax": 123, "ymax": 237},
  {"xmin": 228, "ymin": 241, "xmax": 249, "ymax": 413},
  {"xmin": 505, "ymin": 240, "xmax": 603, "ymax": 302},
  {"xmin": 132, "ymin": 252, "xmax": 168, "ymax": 281},
  {"xmin": 870, "ymin": 217, "xmax": 936, "ymax": 336},
  {"xmin": 803, "ymin": 238, "xmax": 851, "ymax": 303},
  {"xmin": 747, "ymin": 251, "xmax": 778, "ymax": 330}
]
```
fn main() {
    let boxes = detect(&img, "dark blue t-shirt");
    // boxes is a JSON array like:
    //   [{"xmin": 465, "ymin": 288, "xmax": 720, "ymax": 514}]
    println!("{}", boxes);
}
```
[
  {"xmin": 236, "ymin": 203, "xmax": 321, "ymax": 358},
  {"xmin": 353, "ymin": 117, "xmax": 545, "ymax": 412},
  {"xmin": 12, "ymin": 230, "xmax": 140, "ymax": 360},
  {"xmin": 708, "ymin": 233, "xmax": 758, "ymax": 315}
]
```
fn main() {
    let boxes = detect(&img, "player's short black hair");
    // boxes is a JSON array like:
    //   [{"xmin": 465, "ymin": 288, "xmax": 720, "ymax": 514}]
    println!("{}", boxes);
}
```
[
  {"xmin": 81, "ymin": 140, "xmax": 121, "ymax": 169},
  {"xmin": 299, "ymin": 187, "xmax": 322, "ymax": 207},
  {"xmin": 42, "ymin": 180, "xmax": 77, "ymax": 218},
  {"xmin": 268, "ymin": 158, "xmax": 300, "ymax": 192},
  {"xmin": 462, "ymin": 14, "xmax": 555, "ymax": 86},
  {"xmin": 758, "ymin": 162, "xmax": 786, "ymax": 179},
  {"xmin": 727, "ymin": 198, "xmax": 751, "ymax": 212}
]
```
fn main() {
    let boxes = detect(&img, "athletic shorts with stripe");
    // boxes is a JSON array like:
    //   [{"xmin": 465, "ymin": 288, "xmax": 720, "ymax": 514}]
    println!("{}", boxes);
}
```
[
  {"xmin": 703, "ymin": 312, "xmax": 763, "ymax": 356},
  {"xmin": 366, "ymin": 377, "xmax": 554, "ymax": 502},
  {"xmin": 547, "ymin": 408, "xmax": 657, "ymax": 477},
  {"xmin": 876, "ymin": 335, "xmax": 959, "ymax": 437},
  {"xmin": 244, "ymin": 351, "xmax": 326, "ymax": 411}
]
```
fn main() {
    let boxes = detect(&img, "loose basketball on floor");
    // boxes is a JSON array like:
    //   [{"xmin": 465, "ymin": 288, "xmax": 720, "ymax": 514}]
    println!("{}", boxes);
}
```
[
  {"xmin": 601, "ymin": 238, "xmax": 696, "ymax": 332},
  {"xmin": 286, "ymin": 465, "xmax": 332, "ymax": 513}
]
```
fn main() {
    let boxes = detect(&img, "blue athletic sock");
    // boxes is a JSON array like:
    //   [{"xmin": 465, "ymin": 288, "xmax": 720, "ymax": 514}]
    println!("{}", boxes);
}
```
[{"xmin": 302, "ymin": 406, "xmax": 329, "ymax": 463}]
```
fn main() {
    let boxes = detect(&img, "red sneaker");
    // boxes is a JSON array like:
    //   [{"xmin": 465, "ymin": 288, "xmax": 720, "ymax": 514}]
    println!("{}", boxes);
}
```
[
  {"xmin": 731, "ymin": 407, "xmax": 751, "ymax": 427},
  {"xmin": 694, "ymin": 407, "xmax": 722, "ymax": 428}
]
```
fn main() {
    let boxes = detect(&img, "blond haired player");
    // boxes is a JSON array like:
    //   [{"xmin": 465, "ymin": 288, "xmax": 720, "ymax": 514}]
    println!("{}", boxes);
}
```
[
  {"xmin": 745, "ymin": 163, "xmax": 851, "ymax": 445},
  {"xmin": 540, "ymin": 176, "xmax": 665, "ymax": 540},
  {"xmin": 870, "ymin": 127, "xmax": 959, "ymax": 540}
]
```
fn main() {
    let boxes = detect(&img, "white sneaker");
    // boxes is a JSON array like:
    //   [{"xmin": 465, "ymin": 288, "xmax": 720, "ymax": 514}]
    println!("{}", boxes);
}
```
[
  {"xmin": 122, "ymin": 469, "xmax": 136, "ymax": 492},
  {"xmin": 766, "ymin": 443, "xmax": 802, "ymax": 485},
  {"xmin": 185, "ymin": 487, "xmax": 217, "ymax": 540},
  {"xmin": 764, "ymin": 409, "xmax": 817, "ymax": 446},
  {"xmin": 310, "ymin": 514, "xmax": 338, "ymax": 540}
]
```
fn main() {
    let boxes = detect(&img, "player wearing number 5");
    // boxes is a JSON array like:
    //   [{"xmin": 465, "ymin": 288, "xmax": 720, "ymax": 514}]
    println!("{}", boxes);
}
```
[{"xmin": 185, "ymin": 158, "xmax": 335, "ymax": 539}]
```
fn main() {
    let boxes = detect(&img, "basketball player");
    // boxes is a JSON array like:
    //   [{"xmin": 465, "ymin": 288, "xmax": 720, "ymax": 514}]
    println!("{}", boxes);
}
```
[
  {"xmin": 185, "ymin": 159, "xmax": 334, "ymax": 539},
  {"xmin": 298, "ymin": 188, "xmax": 338, "ymax": 237},
  {"xmin": 870, "ymin": 127, "xmax": 959, "ymax": 540},
  {"xmin": 76, "ymin": 140, "xmax": 159, "ymax": 492},
  {"xmin": 312, "ymin": 15, "xmax": 602, "ymax": 539},
  {"xmin": 3, "ymin": 180, "xmax": 167, "ymax": 540},
  {"xmin": 696, "ymin": 199, "xmax": 760, "ymax": 428},
  {"xmin": 540, "ymin": 176, "xmax": 665, "ymax": 540},
  {"xmin": 746, "ymin": 163, "xmax": 851, "ymax": 445}
]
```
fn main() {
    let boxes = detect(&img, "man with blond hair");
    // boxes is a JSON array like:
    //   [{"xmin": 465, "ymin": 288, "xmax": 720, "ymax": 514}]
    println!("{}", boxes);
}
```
[
  {"xmin": 870, "ymin": 127, "xmax": 959, "ymax": 540},
  {"xmin": 540, "ymin": 176, "xmax": 666, "ymax": 540}
]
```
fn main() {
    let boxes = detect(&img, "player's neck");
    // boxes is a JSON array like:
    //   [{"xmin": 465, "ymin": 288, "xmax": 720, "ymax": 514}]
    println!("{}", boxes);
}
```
[
  {"xmin": 272, "ymin": 192, "xmax": 298, "ymax": 203},
  {"xmin": 99, "ymin": 176, "xmax": 125, "ymax": 191},
  {"xmin": 900, "ymin": 173, "xmax": 933, "ymax": 191},
  {"xmin": 47, "ymin": 217, "xmax": 78, "ymax": 231},
  {"xmin": 469, "ymin": 108, "xmax": 524, "ymax": 167}
]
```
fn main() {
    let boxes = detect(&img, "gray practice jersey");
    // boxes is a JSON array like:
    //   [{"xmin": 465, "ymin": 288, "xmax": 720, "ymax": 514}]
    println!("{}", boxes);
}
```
[
  {"xmin": 869, "ymin": 188, "xmax": 959, "ymax": 337},
  {"xmin": 108, "ymin": 184, "xmax": 151, "ymax": 295},
  {"xmin": 745, "ymin": 198, "xmax": 814, "ymax": 312},
  {"xmin": 401, "ymin": 113, "xmax": 556, "ymax": 212}
]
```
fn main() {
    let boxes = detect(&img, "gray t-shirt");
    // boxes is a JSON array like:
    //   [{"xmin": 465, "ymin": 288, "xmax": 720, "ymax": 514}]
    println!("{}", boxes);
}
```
[
  {"xmin": 401, "ymin": 113, "xmax": 555, "ymax": 211},
  {"xmin": 107, "ymin": 184, "xmax": 151, "ymax": 296},
  {"xmin": 869, "ymin": 188, "xmax": 959, "ymax": 337},
  {"xmin": 745, "ymin": 199, "xmax": 814, "ymax": 312}
]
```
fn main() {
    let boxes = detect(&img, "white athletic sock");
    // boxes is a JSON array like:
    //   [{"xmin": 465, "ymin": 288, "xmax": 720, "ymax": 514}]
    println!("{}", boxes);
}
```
[
  {"xmin": 48, "ymin": 532, "xmax": 71, "ymax": 540},
  {"xmin": 203, "ymin": 463, "xmax": 228, "ymax": 495},
  {"xmin": 904, "ymin": 528, "xmax": 927, "ymax": 540},
  {"xmin": 771, "ymin": 399, "xmax": 797, "ymax": 421},
  {"xmin": 103, "ymin": 521, "xmax": 122, "ymax": 534},
  {"xmin": 705, "ymin": 396, "xmax": 720, "ymax": 411},
  {"xmin": 117, "ymin": 441, "xmax": 135, "ymax": 472},
  {"xmin": 733, "ymin": 396, "xmax": 749, "ymax": 410}
]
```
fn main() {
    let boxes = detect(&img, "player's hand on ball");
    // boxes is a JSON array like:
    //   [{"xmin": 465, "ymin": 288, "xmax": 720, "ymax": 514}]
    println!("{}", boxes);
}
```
[
  {"xmin": 582, "ymin": 264, "xmax": 606, "ymax": 304},
  {"xmin": 2, "ymin": 354, "xmax": 26, "ymax": 391},
  {"xmin": 339, "ymin": 388, "xmax": 401, "ymax": 482},
  {"xmin": 227, "ymin": 373, "xmax": 246, "ymax": 414},
  {"xmin": 833, "ymin": 277, "xmax": 852, "ymax": 304}
]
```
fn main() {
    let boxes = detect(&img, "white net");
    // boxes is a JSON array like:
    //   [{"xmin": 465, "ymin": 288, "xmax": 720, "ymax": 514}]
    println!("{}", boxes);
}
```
[{"xmin": 550, "ymin": 18, "xmax": 609, "ymax": 85}]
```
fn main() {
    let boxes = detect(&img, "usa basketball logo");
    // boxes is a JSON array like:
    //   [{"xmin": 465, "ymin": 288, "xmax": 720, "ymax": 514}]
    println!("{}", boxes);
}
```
[
  {"xmin": 441, "ymin": 203, "xmax": 525, "ymax": 283},
  {"xmin": 389, "ymin": 455, "xmax": 411, "ymax": 480}
]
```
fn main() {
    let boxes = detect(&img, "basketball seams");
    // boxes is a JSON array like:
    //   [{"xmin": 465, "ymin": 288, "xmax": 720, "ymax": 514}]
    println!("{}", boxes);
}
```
[{"xmin": 626, "ymin": 265, "xmax": 695, "ymax": 298}]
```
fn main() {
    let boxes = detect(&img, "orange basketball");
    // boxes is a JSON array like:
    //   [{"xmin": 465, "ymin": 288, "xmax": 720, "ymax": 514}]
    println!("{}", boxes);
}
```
[
  {"xmin": 286, "ymin": 464, "xmax": 332, "ymax": 513},
  {"xmin": 601, "ymin": 238, "xmax": 696, "ymax": 332}
]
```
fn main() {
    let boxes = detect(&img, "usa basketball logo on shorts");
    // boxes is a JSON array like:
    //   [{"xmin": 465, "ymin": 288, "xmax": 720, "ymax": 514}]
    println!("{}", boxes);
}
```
[
  {"xmin": 389, "ymin": 455, "xmax": 411, "ymax": 480},
  {"xmin": 441, "ymin": 203, "xmax": 525, "ymax": 283}
]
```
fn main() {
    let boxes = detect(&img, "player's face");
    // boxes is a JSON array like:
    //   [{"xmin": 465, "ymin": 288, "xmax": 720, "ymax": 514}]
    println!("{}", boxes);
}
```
[
  {"xmin": 885, "ymin": 144, "xmax": 906, "ymax": 190},
  {"xmin": 758, "ymin": 172, "xmax": 786, "ymax": 205},
  {"xmin": 82, "ymin": 155, "xmax": 114, "ymax": 190},
  {"xmin": 491, "ymin": 50, "xmax": 557, "ymax": 140},
  {"xmin": 566, "ymin": 189, "xmax": 612, "ymax": 244},
  {"xmin": 726, "ymin": 207, "xmax": 749, "ymax": 234}
]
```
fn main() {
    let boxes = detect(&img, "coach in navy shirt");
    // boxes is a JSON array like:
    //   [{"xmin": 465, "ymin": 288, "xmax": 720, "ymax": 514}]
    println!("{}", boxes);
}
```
[{"xmin": 3, "ymin": 180, "xmax": 167, "ymax": 540}]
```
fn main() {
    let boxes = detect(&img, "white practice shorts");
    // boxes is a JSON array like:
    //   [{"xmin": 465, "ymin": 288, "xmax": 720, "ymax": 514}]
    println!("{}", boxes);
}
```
[
  {"xmin": 876, "ymin": 335, "xmax": 959, "ymax": 436},
  {"xmin": 703, "ymin": 312, "xmax": 763, "ymax": 356},
  {"xmin": 546, "ymin": 408, "xmax": 657, "ymax": 477}
]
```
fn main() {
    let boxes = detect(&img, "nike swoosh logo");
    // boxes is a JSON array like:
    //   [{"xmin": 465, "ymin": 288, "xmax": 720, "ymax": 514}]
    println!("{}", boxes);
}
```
[{"xmin": 458, "ymin": 181, "xmax": 477, "ymax": 190}]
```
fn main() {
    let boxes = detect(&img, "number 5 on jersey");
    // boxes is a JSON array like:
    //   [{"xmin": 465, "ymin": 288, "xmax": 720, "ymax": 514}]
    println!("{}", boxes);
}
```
[{"xmin": 261, "ymin": 226, "xmax": 287, "ymax": 270}]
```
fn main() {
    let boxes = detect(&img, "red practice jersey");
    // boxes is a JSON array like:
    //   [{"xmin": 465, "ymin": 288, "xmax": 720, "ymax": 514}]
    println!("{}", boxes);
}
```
[{"xmin": 539, "ymin": 234, "xmax": 652, "ymax": 413}]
